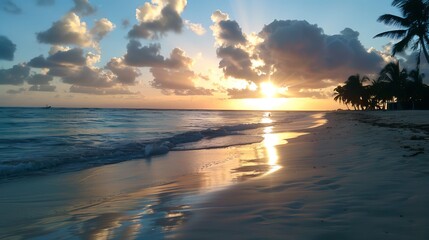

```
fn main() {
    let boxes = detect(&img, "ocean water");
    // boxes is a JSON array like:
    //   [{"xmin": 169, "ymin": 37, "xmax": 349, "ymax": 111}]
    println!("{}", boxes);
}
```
[
  {"xmin": 0, "ymin": 107, "xmax": 319, "ymax": 179},
  {"xmin": 0, "ymin": 108, "xmax": 327, "ymax": 239}
]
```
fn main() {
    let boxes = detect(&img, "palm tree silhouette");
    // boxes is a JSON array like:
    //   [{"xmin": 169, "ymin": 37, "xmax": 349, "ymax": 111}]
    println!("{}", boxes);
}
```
[
  {"xmin": 379, "ymin": 61, "xmax": 409, "ymax": 102},
  {"xmin": 333, "ymin": 85, "xmax": 350, "ymax": 109},
  {"xmin": 344, "ymin": 74, "xmax": 369, "ymax": 110},
  {"xmin": 374, "ymin": 0, "xmax": 429, "ymax": 69}
]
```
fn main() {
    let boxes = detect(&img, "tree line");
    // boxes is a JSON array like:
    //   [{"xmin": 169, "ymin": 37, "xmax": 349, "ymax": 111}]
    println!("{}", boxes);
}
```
[
  {"xmin": 333, "ymin": 61, "xmax": 429, "ymax": 110},
  {"xmin": 333, "ymin": 0, "xmax": 429, "ymax": 110}
]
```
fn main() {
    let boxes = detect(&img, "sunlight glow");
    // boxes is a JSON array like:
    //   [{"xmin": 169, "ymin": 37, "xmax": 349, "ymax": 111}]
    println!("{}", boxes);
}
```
[{"xmin": 260, "ymin": 82, "xmax": 277, "ymax": 98}]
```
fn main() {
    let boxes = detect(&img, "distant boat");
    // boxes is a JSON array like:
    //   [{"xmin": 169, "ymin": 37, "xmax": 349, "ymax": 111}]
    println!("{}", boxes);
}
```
[{"xmin": 43, "ymin": 105, "xmax": 52, "ymax": 109}]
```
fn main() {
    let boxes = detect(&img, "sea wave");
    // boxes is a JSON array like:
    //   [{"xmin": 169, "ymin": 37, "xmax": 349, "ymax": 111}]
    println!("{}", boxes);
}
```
[{"xmin": 0, "ymin": 122, "xmax": 271, "ymax": 179}]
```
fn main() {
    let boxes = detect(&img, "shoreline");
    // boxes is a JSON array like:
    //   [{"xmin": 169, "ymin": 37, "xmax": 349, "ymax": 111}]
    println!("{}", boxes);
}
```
[
  {"xmin": 176, "ymin": 111, "xmax": 429, "ymax": 239},
  {"xmin": 2, "ymin": 111, "xmax": 428, "ymax": 239},
  {"xmin": 0, "ymin": 112, "xmax": 324, "ymax": 239}
]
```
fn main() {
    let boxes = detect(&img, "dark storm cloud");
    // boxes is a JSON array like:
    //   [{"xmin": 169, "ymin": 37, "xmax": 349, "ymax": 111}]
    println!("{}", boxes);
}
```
[
  {"xmin": 1, "ymin": 0, "xmax": 21, "ymax": 14},
  {"xmin": 36, "ymin": 0, "xmax": 55, "ymax": 6},
  {"xmin": 106, "ymin": 58, "xmax": 141, "ymax": 85},
  {"xmin": 36, "ymin": 12, "xmax": 91, "ymax": 46},
  {"xmin": 71, "ymin": 0, "xmax": 96, "ymax": 16},
  {"xmin": 0, "ymin": 35, "xmax": 16, "ymax": 61},
  {"xmin": 128, "ymin": 5, "xmax": 183, "ymax": 39},
  {"xmin": 217, "ymin": 46, "xmax": 259, "ymax": 81},
  {"xmin": 0, "ymin": 64, "xmax": 30, "ymax": 85}
]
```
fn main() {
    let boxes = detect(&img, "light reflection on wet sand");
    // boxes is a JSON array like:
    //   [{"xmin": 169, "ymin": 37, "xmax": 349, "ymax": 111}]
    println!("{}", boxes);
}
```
[{"xmin": 0, "ymin": 113, "xmax": 325, "ymax": 239}]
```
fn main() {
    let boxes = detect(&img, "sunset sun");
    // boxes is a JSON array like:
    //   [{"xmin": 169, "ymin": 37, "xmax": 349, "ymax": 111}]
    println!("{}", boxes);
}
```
[{"xmin": 260, "ymin": 82, "xmax": 277, "ymax": 98}]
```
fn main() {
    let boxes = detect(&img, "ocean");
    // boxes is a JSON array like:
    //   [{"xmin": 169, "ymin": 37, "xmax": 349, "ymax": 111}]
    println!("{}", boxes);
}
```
[
  {"xmin": 0, "ymin": 108, "xmax": 322, "ymax": 180},
  {"xmin": 0, "ymin": 107, "xmax": 326, "ymax": 239}
]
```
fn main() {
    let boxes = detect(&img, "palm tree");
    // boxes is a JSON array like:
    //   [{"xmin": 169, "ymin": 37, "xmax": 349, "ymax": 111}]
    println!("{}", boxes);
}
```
[
  {"xmin": 379, "ymin": 61, "xmax": 409, "ymax": 102},
  {"xmin": 343, "ymin": 74, "xmax": 370, "ymax": 110},
  {"xmin": 407, "ymin": 68, "xmax": 426, "ymax": 107},
  {"xmin": 333, "ymin": 85, "xmax": 350, "ymax": 109},
  {"xmin": 374, "ymin": 0, "xmax": 429, "ymax": 69},
  {"xmin": 369, "ymin": 78, "xmax": 391, "ymax": 109}
]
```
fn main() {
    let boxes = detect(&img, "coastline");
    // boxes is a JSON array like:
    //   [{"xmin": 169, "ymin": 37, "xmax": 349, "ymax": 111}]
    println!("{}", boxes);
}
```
[
  {"xmin": 176, "ymin": 111, "xmax": 429, "ymax": 239},
  {"xmin": 2, "ymin": 111, "xmax": 429, "ymax": 239},
  {"xmin": 0, "ymin": 111, "xmax": 324, "ymax": 239}
]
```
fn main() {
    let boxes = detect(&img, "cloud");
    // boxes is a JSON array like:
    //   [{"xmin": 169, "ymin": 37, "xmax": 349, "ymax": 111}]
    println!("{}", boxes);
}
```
[
  {"xmin": 257, "ymin": 21, "xmax": 384, "ymax": 92},
  {"xmin": 216, "ymin": 17, "xmax": 385, "ymax": 99},
  {"xmin": 0, "ymin": 35, "xmax": 16, "ymax": 61},
  {"xmin": 143, "ymin": 47, "xmax": 212, "ymax": 96},
  {"xmin": 185, "ymin": 20, "xmax": 206, "ymax": 35},
  {"xmin": 27, "ymin": 73, "xmax": 54, "ymax": 85},
  {"xmin": 28, "ymin": 54, "xmax": 77, "ymax": 77},
  {"xmin": 28, "ymin": 48, "xmax": 88, "ymax": 78},
  {"xmin": 226, "ymin": 88, "xmax": 260, "ymax": 99},
  {"xmin": 106, "ymin": 57, "xmax": 141, "ymax": 85},
  {"xmin": 123, "ymin": 40, "xmax": 195, "ymax": 69},
  {"xmin": 90, "ymin": 18, "xmax": 115, "ymax": 42},
  {"xmin": 1, "ymin": 0, "xmax": 21, "ymax": 14},
  {"xmin": 124, "ymin": 40, "xmax": 165, "ymax": 67},
  {"xmin": 36, "ymin": 0, "xmax": 55, "ymax": 6},
  {"xmin": 29, "ymin": 84, "xmax": 56, "ymax": 92},
  {"xmin": 71, "ymin": 0, "xmax": 96, "ymax": 16},
  {"xmin": 210, "ymin": 10, "xmax": 259, "ymax": 94},
  {"xmin": 122, "ymin": 19, "xmax": 130, "ymax": 29},
  {"xmin": 36, "ymin": 12, "xmax": 92, "ymax": 47},
  {"xmin": 150, "ymin": 67, "xmax": 212, "ymax": 95},
  {"xmin": 62, "ymin": 66, "xmax": 115, "ymax": 88},
  {"xmin": 0, "ymin": 64, "xmax": 30, "ymax": 85},
  {"xmin": 69, "ymin": 85, "xmax": 136, "ymax": 95},
  {"xmin": 128, "ymin": 0, "xmax": 186, "ymax": 39},
  {"xmin": 217, "ymin": 46, "xmax": 259, "ymax": 81},
  {"xmin": 47, "ymin": 47, "xmax": 87, "ymax": 65},
  {"xmin": 6, "ymin": 88, "xmax": 25, "ymax": 94},
  {"xmin": 211, "ymin": 10, "xmax": 246, "ymax": 46}
]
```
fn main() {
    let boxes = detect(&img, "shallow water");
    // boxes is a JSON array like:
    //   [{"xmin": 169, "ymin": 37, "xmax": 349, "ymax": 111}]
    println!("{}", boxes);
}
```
[
  {"xmin": 0, "ymin": 109, "xmax": 326, "ymax": 239},
  {"xmin": 0, "ymin": 108, "xmax": 318, "ymax": 179}
]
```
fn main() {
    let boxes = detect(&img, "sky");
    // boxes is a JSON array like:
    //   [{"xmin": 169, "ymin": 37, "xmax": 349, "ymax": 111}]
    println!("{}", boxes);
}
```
[{"xmin": 0, "ymin": 0, "xmax": 419, "ymax": 110}]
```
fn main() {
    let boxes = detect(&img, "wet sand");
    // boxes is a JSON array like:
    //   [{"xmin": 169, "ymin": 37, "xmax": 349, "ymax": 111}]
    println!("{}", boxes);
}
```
[
  {"xmin": 0, "ymin": 113, "xmax": 319, "ymax": 239},
  {"xmin": 176, "ymin": 111, "xmax": 429, "ymax": 240},
  {"xmin": 2, "ymin": 111, "xmax": 428, "ymax": 239}
]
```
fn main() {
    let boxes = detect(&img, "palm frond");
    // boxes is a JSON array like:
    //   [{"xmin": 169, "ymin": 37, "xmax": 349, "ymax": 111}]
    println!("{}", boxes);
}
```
[
  {"xmin": 392, "ymin": 33, "xmax": 414, "ymax": 54},
  {"xmin": 374, "ymin": 30, "xmax": 407, "ymax": 39},
  {"xmin": 377, "ymin": 14, "xmax": 408, "ymax": 27}
]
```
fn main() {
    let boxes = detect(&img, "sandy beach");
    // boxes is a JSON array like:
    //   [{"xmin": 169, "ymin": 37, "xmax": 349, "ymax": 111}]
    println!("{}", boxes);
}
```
[
  {"xmin": 1, "ymin": 111, "xmax": 429, "ymax": 239},
  {"xmin": 176, "ymin": 111, "xmax": 429, "ymax": 239}
]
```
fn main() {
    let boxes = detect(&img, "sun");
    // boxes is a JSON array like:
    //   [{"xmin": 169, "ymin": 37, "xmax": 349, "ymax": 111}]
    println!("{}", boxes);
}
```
[{"xmin": 260, "ymin": 82, "xmax": 277, "ymax": 98}]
